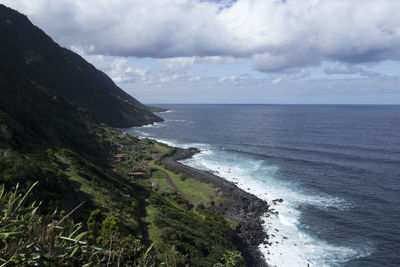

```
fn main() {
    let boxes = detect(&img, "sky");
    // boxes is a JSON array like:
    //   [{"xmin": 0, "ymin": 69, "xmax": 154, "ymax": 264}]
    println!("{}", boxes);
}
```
[{"xmin": 2, "ymin": 0, "xmax": 400, "ymax": 104}]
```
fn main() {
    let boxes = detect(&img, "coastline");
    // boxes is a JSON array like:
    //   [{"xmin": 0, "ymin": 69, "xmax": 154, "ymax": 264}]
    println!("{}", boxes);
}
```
[{"xmin": 161, "ymin": 147, "xmax": 271, "ymax": 267}]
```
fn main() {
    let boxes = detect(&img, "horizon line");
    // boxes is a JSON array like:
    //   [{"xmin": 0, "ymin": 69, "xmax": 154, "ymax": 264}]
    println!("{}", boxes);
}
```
[{"xmin": 145, "ymin": 103, "xmax": 400, "ymax": 106}]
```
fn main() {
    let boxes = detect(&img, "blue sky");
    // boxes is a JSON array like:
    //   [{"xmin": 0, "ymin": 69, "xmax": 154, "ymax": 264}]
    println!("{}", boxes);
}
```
[{"xmin": 2, "ymin": 0, "xmax": 400, "ymax": 104}]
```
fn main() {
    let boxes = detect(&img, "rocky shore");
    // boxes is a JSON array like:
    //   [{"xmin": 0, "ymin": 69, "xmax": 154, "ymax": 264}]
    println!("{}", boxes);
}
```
[{"xmin": 161, "ymin": 147, "xmax": 271, "ymax": 267}]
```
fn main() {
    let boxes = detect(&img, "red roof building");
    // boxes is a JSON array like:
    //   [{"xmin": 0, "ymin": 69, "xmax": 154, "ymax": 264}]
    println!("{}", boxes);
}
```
[{"xmin": 114, "ymin": 153, "xmax": 128, "ymax": 158}]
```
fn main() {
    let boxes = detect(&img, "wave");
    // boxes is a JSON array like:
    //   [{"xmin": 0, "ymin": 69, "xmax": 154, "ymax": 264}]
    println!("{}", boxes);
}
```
[
  {"xmin": 165, "ymin": 119, "xmax": 195, "ymax": 125},
  {"xmin": 220, "ymin": 147, "xmax": 395, "ymax": 176},
  {"xmin": 142, "ymin": 122, "xmax": 166, "ymax": 128},
  {"xmin": 222, "ymin": 144, "xmax": 400, "ymax": 165},
  {"xmin": 156, "ymin": 109, "xmax": 174, "ymax": 114}
]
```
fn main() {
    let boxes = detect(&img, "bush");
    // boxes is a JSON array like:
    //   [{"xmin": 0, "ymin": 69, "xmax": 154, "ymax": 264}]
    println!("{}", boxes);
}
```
[
  {"xmin": 87, "ymin": 209, "xmax": 104, "ymax": 237},
  {"xmin": 219, "ymin": 250, "xmax": 244, "ymax": 267}
]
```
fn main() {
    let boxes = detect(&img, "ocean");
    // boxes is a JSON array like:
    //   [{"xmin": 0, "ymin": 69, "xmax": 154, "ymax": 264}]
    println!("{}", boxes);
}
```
[{"xmin": 127, "ymin": 104, "xmax": 400, "ymax": 267}]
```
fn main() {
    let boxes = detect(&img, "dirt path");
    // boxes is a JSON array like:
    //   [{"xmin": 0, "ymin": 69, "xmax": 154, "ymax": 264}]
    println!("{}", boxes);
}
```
[
  {"xmin": 159, "ymin": 169, "xmax": 195, "ymax": 213},
  {"xmin": 137, "ymin": 198, "xmax": 150, "ymax": 244}
]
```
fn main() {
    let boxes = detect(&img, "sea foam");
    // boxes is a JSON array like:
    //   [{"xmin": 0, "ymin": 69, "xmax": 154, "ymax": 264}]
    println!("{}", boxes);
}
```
[{"xmin": 180, "ymin": 148, "xmax": 371, "ymax": 266}]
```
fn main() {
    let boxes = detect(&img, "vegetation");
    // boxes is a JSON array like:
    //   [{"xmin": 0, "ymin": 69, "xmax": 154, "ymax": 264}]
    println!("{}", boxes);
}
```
[
  {"xmin": 0, "ymin": 182, "xmax": 155, "ymax": 266},
  {"xmin": 0, "ymin": 135, "xmax": 245, "ymax": 266}
]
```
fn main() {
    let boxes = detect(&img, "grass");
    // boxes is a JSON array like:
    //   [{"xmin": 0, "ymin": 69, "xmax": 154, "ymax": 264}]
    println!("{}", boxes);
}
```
[
  {"xmin": 153, "ymin": 142, "xmax": 172, "ymax": 155},
  {"xmin": 147, "ymin": 170, "xmax": 175, "ymax": 195},
  {"xmin": 54, "ymin": 148, "xmax": 141, "ymax": 230},
  {"xmin": 149, "ymin": 162, "xmax": 226, "ymax": 208},
  {"xmin": 146, "ymin": 205, "xmax": 163, "ymax": 245}
]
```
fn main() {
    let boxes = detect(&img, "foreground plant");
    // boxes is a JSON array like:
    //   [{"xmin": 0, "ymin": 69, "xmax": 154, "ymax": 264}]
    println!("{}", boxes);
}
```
[{"xmin": 0, "ymin": 182, "xmax": 155, "ymax": 266}]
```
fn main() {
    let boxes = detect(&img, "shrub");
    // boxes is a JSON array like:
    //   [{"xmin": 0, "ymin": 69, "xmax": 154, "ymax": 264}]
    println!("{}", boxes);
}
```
[
  {"xmin": 218, "ymin": 250, "xmax": 244, "ymax": 267},
  {"xmin": 87, "ymin": 209, "xmax": 104, "ymax": 237}
]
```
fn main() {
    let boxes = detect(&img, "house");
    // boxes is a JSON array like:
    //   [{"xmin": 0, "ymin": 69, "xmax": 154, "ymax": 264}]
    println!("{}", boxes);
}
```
[
  {"xmin": 133, "ymin": 166, "xmax": 144, "ymax": 172},
  {"xmin": 151, "ymin": 182, "xmax": 160, "ymax": 190},
  {"xmin": 119, "ymin": 131, "xmax": 127, "ymax": 139},
  {"xmin": 114, "ymin": 153, "xmax": 128, "ymax": 158},
  {"xmin": 113, "ymin": 154, "xmax": 128, "ymax": 161}
]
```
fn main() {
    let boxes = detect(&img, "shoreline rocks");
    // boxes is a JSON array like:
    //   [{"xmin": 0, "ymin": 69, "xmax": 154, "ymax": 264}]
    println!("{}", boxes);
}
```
[{"xmin": 161, "ymin": 147, "xmax": 270, "ymax": 267}]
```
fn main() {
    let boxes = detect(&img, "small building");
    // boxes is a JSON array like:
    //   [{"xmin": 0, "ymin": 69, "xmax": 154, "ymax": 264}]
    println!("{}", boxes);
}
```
[
  {"xmin": 133, "ymin": 166, "xmax": 144, "ymax": 172},
  {"xmin": 119, "ymin": 131, "xmax": 127, "ymax": 139},
  {"xmin": 151, "ymin": 182, "xmax": 160, "ymax": 190},
  {"xmin": 114, "ymin": 153, "xmax": 128, "ymax": 158},
  {"xmin": 113, "ymin": 154, "xmax": 128, "ymax": 161}
]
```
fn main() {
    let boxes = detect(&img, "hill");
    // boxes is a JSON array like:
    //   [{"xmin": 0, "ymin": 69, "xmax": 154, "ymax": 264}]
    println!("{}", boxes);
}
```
[{"xmin": 0, "ymin": 4, "xmax": 162, "ymax": 152}]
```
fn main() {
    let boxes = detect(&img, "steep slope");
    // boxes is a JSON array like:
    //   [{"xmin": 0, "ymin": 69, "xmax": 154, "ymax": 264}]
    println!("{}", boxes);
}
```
[{"xmin": 0, "ymin": 4, "xmax": 162, "ymax": 151}]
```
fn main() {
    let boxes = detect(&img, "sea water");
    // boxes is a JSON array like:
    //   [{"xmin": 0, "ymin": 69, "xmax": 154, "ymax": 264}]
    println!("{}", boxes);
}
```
[{"xmin": 127, "ymin": 104, "xmax": 400, "ymax": 266}]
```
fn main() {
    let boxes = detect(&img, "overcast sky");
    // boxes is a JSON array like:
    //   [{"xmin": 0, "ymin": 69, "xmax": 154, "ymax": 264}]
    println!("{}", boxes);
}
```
[{"xmin": 2, "ymin": 0, "xmax": 400, "ymax": 104}]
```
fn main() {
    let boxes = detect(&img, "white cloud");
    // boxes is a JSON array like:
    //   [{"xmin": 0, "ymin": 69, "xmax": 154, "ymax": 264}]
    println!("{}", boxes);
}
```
[
  {"xmin": 189, "ymin": 76, "xmax": 202, "ymax": 82},
  {"xmin": 70, "ymin": 48, "xmax": 153, "ymax": 84},
  {"xmin": 3, "ymin": 0, "xmax": 400, "ymax": 73},
  {"xmin": 158, "ymin": 56, "xmax": 239, "ymax": 72},
  {"xmin": 272, "ymin": 78, "xmax": 282, "ymax": 85},
  {"xmin": 219, "ymin": 75, "xmax": 236, "ymax": 82},
  {"xmin": 158, "ymin": 57, "xmax": 196, "ymax": 72},
  {"xmin": 159, "ymin": 74, "xmax": 179, "ymax": 83},
  {"xmin": 324, "ymin": 64, "xmax": 385, "ymax": 78}
]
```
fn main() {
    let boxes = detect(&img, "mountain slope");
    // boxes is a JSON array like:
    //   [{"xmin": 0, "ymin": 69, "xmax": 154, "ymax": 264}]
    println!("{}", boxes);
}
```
[{"xmin": 0, "ymin": 4, "xmax": 162, "ymax": 151}]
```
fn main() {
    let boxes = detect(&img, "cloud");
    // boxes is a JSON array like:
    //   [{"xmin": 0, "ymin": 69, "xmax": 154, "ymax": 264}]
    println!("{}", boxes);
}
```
[
  {"xmin": 272, "ymin": 78, "xmax": 282, "ymax": 85},
  {"xmin": 219, "ymin": 75, "xmax": 236, "ymax": 82},
  {"xmin": 324, "ymin": 64, "xmax": 385, "ymax": 78},
  {"xmin": 159, "ymin": 74, "xmax": 179, "ymax": 83},
  {"xmin": 3, "ymin": 0, "xmax": 400, "ymax": 73},
  {"xmin": 71, "ymin": 48, "xmax": 153, "ymax": 84},
  {"xmin": 158, "ymin": 56, "xmax": 239, "ymax": 72},
  {"xmin": 158, "ymin": 57, "xmax": 196, "ymax": 72},
  {"xmin": 189, "ymin": 76, "xmax": 202, "ymax": 82}
]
